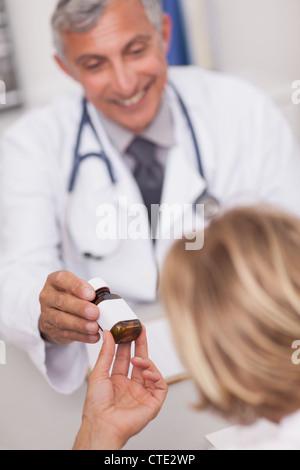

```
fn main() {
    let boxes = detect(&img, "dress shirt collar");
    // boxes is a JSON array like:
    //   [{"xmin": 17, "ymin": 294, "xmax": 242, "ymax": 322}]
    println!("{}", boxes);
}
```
[{"xmin": 98, "ymin": 92, "xmax": 176, "ymax": 154}]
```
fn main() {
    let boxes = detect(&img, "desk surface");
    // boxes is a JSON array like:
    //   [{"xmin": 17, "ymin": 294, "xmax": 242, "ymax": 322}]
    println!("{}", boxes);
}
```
[{"xmin": 0, "ymin": 341, "xmax": 229, "ymax": 450}]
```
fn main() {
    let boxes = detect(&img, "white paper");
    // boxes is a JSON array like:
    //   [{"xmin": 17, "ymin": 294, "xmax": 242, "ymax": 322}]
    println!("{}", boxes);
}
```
[
  {"xmin": 144, "ymin": 316, "xmax": 187, "ymax": 383},
  {"xmin": 205, "ymin": 419, "xmax": 278, "ymax": 450}
]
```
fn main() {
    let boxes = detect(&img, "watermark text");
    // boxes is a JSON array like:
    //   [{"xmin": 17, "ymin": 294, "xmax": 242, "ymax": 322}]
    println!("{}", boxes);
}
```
[
  {"xmin": 291, "ymin": 340, "xmax": 300, "ymax": 365},
  {"xmin": 0, "ymin": 340, "xmax": 6, "ymax": 365},
  {"xmin": 95, "ymin": 198, "xmax": 205, "ymax": 251},
  {"xmin": 292, "ymin": 80, "xmax": 300, "ymax": 105},
  {"xmin": 0, "ymin": 80, "xmax": 6, "ymax": 105}
]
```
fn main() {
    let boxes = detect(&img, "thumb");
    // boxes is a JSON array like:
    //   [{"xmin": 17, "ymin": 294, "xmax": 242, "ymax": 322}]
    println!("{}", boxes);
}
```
[{"xmin": 91, "ymin": 330, "xmax": 116, "ymax": 380}]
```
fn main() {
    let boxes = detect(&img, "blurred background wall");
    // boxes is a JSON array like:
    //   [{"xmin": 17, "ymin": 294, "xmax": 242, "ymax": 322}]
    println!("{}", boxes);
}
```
[
  {"xmin": 0, "ymin": 0, "xmax": 299, "ymax": 143},
  {"xmin": 204, "ymin": 0, "xmax": 300, "ymax": 144}
]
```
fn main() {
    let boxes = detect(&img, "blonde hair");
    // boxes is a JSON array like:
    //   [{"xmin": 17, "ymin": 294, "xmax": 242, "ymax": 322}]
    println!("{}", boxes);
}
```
[{"xmin": 161, "ymin": 205, "xmax": 300, "ymax": 424}]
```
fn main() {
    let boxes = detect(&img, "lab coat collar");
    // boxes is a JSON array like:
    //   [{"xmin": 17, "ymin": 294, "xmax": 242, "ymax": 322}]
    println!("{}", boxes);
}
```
[
  {"xmin": 85, "ymin": 87, "xmax": 207, "ymax": 212},
  {"xmin": 85, "ymin": 87, "xmax": 208, "ymax": 246},
  {"xmin": 96, "ymin": 92, "xmax": 176, "ymax": 154},
  {"xmin": 152, "ymin": 84, "xmax": 208, "ymax": 262}
]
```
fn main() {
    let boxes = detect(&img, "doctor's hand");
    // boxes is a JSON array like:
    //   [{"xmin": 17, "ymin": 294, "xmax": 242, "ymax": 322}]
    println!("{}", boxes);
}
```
[
  {"xmin": 73, "ymin": 326, "xmax": 168, "ymax": 450},
  {"xmin": 38, "ymin": 271, "xmax": 100, "ymax": 345}
]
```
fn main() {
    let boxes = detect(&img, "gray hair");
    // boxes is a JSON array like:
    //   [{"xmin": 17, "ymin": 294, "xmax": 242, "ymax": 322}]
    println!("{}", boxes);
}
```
[{"xmin": 52, "ymin": 0, "xmax": 163, "ymax": 59}]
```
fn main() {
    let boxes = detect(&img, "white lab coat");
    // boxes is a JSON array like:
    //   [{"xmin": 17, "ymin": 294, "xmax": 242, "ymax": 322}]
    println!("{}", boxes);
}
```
[{"xmin": 0, "ymin": 66, "xmax": 300, "ymax": 394}]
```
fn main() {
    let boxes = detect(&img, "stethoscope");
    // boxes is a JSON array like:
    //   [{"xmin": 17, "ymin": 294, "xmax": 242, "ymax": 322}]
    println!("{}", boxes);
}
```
[{"xmin": 64, "ymin": 83, "xmax": 220, "ymax": 261}]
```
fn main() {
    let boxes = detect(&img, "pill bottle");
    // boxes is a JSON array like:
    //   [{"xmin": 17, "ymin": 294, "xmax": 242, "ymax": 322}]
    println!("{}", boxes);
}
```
[{"xmin": 88, "ymin": 278, "xmax": 142, "ymax": 344}]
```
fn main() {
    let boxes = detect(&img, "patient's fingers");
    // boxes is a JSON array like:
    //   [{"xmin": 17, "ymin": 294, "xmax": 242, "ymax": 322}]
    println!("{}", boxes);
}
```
[
  {"xmin": 134, "ymin": 325, "xmax": 148, "ymax": 359},
  {"xmin": 91, "ymin": 331, "xmax": 116, "ymax": 380},
  {"xmin": 111, "ymin": 342, "xmax": 131, "ymax": 377},
  {"xmin": 131, "ymin": 356, "xmax": 168, "ymax": 408},
  {"xmin": 131, "ymin": 326, "xmax": 149, "ymax": 384}
]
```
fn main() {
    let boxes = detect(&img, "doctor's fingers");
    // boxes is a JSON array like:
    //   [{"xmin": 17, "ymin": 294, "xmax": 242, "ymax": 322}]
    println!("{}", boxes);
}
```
[
  {"xmin": 40, "ymin": 288, "xmax": 99, "ymax": 322},
  {"xmin": 40, "ymin": 308, "xmax": 100, "ymax": 345},
  {"xmin": 46, "ymin": 271, "xmax": 95, "ymax": 301}
]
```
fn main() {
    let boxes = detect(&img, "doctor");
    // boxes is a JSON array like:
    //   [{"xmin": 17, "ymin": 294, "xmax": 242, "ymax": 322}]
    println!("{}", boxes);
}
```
[{"xmin": 0, "ymin": 0, "xmax": 300, "ymax": 394}]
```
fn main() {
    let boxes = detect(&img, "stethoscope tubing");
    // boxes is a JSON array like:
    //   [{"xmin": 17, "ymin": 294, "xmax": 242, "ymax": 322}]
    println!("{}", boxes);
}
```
[
  {"xmin": 63, "ymin": 84, "xmax": 221, "ymax": 261},
  {"xmin": 67, "ymin": 83, "xmax": 220, "ymax": 240},
  {"xmin": 68, "ymin": 82, "xmax": 205, "ymax": 192},
  {"xmin": 167, "ymin": 82, "xmax": 205, "ymax": 180},
  {"xmin": 68, "ymin": 97, "xmax": 117, "ymax": 193}
]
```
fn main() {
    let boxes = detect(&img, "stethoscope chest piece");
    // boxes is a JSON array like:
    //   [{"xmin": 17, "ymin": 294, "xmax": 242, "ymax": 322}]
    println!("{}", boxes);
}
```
[{"xmin": 195, "ymin": 193, "xmax": 220, "ymax": 221}]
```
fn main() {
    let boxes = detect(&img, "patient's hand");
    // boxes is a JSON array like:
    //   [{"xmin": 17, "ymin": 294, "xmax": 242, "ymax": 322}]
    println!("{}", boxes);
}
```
[{"xmin": 73, "ymin": 326, "xmax": 168, "ymax": 450}]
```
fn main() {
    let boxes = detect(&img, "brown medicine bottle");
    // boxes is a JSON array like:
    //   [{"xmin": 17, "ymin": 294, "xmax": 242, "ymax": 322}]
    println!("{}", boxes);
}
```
[{"xmin": 88, "ymin": 278, "xmax": 142, "ymax": 344}]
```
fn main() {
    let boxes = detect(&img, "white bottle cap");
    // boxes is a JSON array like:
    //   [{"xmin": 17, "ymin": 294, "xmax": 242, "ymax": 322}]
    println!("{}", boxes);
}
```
[{"xmin": 88, "ymin": 278, "xmax": 110, "ymax": 291}]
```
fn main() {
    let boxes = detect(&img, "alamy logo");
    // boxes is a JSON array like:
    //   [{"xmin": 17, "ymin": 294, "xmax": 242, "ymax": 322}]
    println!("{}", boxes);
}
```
[
  {"xmin": 0, "ymin": 340, "xmax": 6, "ymax": 365},
  {"xmin": 96, "ymin": 198, "xmax": 205, "ymax": 251},
  {"xmin": 0, "ymin": 80, "xmax": 6, "ymax": 105},
  {"xmin": 291, "ymin": 340, "xmax": 300, "ymax": 365},
  {"xmin": 291, "ymin": 80, "xmax": 300, "ymax": 105}
]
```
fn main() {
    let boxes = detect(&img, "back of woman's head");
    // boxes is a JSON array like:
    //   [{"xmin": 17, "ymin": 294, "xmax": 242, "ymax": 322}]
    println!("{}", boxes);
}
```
[{"xmin": 161, "ymin": 205, "xmax": 300, "ymax": 424}]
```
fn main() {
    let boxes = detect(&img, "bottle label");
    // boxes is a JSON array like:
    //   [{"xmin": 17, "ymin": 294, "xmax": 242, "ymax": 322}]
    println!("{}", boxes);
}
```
[{"xmin": 96, "ymin": 298, "xmax": 138, "ymax": 332}]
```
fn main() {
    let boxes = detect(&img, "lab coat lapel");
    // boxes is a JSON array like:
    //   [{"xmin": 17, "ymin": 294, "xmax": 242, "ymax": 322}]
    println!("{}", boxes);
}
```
[
  {"xmin": 76, "ymin": 102, "xmax": 158, "ymax": 301},
  {"xmin": 162, "ymin": 143, "xmax": 207, "ymax": 208},
  {"xmin": 155, "ymin": 86, "xmax": 208, "ymax": 267},
  {"xmin": 162, "ymin": 83, "xmax": 208, "ymax": 205}
]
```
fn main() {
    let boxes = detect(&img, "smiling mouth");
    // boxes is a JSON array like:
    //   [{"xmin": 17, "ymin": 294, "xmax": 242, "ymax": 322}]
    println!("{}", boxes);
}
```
[
  {"xmin": 117, "ymin": 88, "xmax": 147, "ymax": 107},
  {"xmin": 113, "ymin": 81, "xmax": 153, "ymax": 108}
]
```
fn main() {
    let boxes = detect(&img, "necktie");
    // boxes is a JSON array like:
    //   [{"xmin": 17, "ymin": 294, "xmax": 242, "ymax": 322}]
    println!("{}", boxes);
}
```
[{"xmin": 126, "ymin": 137, "xmax": 164, "ymax": 222}]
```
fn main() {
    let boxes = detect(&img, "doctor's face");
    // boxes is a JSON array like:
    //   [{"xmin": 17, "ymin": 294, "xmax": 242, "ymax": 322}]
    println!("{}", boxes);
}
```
[{"xmin": 57, "ymin": 0, "xmax": 171, "ymax": 134}]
